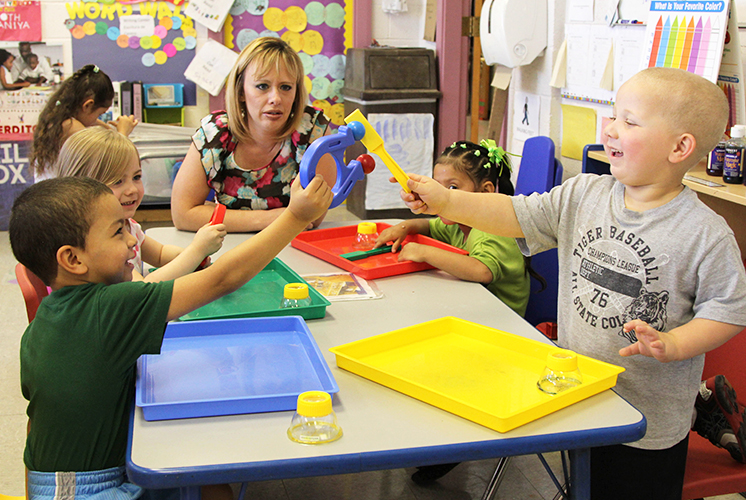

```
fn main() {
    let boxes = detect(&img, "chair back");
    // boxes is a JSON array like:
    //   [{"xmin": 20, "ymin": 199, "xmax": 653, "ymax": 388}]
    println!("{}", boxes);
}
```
[
  {"xmin": 514, "ymin": 136, "xmax": 562, "ymax": 327},
  {"xmin": 515, "ymin": 136, "xmax": 557, "ymax": 196},
  {"xmin": 15, "ymin": 263, "xmax": 49, "ymax": 323},
  {"xmin": 682, "ymin": 328, "xmax": 746, "ymax": 499},
  {"xmin": 582, "ymin": 144, "xmax": 611, "ymax": 175}
]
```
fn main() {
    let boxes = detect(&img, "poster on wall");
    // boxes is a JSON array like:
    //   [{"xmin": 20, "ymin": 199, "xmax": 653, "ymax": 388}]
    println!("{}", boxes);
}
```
[
  {"xmin": 223, "ymin": 0, "xmax": 351, "ymax": 125},
  {"xmin": 0, "ymin": 135, "xmax": 32, "ymax": 231},
  {"xmin": 0, "ymin": 1, "xmax": 41, "ymax": 42},
  {"xmin": 66, "ymin": 1, "xmax": 198, "ymax": 105}
]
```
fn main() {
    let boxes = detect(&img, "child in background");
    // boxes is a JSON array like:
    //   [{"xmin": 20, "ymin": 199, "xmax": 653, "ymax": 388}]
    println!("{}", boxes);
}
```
[
  {"xmin": 56, "ymin": 127, "xmax": 225, "ymax": 282},
  {"xmin": 31, "ymin": 64, "xmax": 138, "ymax": 180},
  {"xmin": 375, "ymin": 140, "xmax": 530, "ymax": 317},
  {"xmin": 0, "ymin": 49, "xmax": 30, "ymax": 90},
  {"xmin": 18, "ymin": 54, "xmax": 47, "ymax": 85},
  {"xmin": 398, "ymin": 67, "xmax": 746, "ymax": 499},
  {"xmin": 10, "ymin": 175, "xmax": 332, "ymax": 500}
]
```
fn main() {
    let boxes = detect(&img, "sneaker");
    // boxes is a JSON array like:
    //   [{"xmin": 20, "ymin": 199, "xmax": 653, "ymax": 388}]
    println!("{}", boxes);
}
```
[
  {"xmin": 693, "ymin": 375, "xmax": 746, "ymax": 463},
  {"xmin": 410, "ymin": 463, "xmax": 460, "ymax": 484}
]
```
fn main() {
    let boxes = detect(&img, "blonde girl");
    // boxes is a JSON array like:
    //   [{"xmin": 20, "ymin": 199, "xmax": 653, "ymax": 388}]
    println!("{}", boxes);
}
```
[{"xmin": 55, "ymin": 127, "xmax": 226, "ymax": 282}]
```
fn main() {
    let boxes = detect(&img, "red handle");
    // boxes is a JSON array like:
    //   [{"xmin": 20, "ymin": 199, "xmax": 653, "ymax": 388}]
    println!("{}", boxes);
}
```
[{"xmin": 198, "ymin": 204, "xmax": 226, "ymax": 270}]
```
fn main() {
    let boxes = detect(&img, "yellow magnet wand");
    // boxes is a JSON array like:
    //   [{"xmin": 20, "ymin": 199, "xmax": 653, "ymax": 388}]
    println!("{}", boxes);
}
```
[{"xmin": 344, "ymin": 109, "xmax": 411, "ymax": 193}]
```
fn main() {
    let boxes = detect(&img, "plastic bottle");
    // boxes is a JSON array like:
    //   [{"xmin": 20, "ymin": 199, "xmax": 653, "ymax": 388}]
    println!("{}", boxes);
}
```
[
  {"xmin": 287, "ymin": 391, "xmax": 343, "ymax": 444},
  {"xmin": 723, "ymin": 125, "xmax": 745, "ymax": 184},
  {"xmin": 706, "ymin": 135, "xmax": 727, "ymax": 176},
  {"xmin": 537, "ymin": 349, "xmax": 583, "ymax": 395},
  {"xmin": 280, "ymin": 283, "xmax": 312, "ymax": 309},
  {"xmin": 353, "ymin": 222, "xmax": 378, "ymax": 250}
]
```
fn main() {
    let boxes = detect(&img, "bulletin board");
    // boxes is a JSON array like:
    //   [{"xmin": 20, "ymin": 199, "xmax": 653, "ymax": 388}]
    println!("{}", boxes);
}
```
[
  {"xmin": 66, "ymin": 1, "xmax": 197, "ymax": 105},
  {"xmin": 223, "ymin": 0, "xmax": 352, "ymax": 125}
]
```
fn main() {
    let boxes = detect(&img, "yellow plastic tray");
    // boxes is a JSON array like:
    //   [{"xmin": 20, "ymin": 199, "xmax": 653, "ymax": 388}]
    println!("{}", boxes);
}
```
[{"xmin": 330, "ymin": 317, "xmax": 624, "ymax": 433}]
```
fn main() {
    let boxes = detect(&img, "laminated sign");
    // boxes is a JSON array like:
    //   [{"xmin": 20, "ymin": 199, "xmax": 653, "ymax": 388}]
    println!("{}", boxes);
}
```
[{"xmin": 0, "ymin": 1, "xmax": 41, "ymax": 41}]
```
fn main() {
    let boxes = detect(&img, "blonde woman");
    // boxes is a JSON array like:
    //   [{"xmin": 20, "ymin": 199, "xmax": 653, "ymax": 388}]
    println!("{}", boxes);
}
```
[
  {"xmin": 56, "ymin": 127, "xmax": 226, "ymax": 281},
  {"xmin": 171, "ymin": 36, "xmax": 336, "ymax": 232}
]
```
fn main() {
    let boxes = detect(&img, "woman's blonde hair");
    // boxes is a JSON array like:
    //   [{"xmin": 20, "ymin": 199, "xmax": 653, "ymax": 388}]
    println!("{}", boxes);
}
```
[
  {"xmin": 225, "ymin": 37, "xmax": 307, "ymax": 143},
  {"xmin": 54, "ymin": 127, "xmax": 139, "ymax": 185}
]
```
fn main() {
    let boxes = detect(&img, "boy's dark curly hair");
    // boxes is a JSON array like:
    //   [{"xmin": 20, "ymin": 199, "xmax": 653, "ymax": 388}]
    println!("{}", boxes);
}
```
[{"xmin": 31, "ymin": 65, "xmax": 114, "ymax": 176}]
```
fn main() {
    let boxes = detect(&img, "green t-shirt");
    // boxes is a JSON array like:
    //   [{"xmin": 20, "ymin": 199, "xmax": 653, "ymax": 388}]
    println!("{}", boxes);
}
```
[
  {"xmin": 21, "ymin": 280, "xmax": 174, "ymax": 472},
  {"xmin": 429, "ymin": 218, "xmax": 530, "ymax": 316}
]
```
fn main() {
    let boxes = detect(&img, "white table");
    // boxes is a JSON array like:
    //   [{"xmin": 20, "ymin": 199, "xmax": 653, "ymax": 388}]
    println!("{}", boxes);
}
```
[{"xmin": 127, "ymin": 222, "xmax": 645, "ymax": 500}]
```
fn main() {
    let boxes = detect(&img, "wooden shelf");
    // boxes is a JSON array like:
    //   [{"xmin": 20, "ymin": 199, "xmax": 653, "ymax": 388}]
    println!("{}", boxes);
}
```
[{"xmin": 586, "ymin": 150, "xmax": 746, "ymax": 207}]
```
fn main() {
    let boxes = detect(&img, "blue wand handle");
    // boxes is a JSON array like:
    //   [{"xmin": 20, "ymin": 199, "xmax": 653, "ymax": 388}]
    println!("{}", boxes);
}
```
[{"xmin": 299, "ymin": 122, "xmax": 367, "ymax": 209}]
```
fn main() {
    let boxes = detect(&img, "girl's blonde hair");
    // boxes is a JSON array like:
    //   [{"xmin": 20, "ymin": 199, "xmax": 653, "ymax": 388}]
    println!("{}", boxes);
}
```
[
  {"xmin": 54, "ymin": 127, "xmax": 139, "ymax": 185},
  {"xmin": 225, "ymin": 37, "xmax": 307, "ymax": 143}
]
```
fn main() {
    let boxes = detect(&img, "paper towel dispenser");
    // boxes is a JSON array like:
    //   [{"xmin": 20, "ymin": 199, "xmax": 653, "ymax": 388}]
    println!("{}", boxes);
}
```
[{"xmin": 479, "ymin": 0, "xmax": 547, "ymax": 67}]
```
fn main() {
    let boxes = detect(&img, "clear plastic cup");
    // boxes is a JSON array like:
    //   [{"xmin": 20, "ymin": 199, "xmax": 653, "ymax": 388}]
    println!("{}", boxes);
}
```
[
  {"xmin": 287, "ymin": 391, "xmax": 342, "ymax": 444},
  {"xmin": 353, "ymin": 222, "xmax": 378, "ymax": 250},
  {"xmin": 537, "ymin": 349, "xmax": 583, "ymax": 395},
  {"xmin": 280, "ymin": 283, "xmax": 312, "ymax": 309}
]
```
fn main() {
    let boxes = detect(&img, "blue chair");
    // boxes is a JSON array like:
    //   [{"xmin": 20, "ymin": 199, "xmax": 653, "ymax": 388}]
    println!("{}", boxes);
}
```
[
  {"xmin": 582, "ymin": 144, "xmax": 611, "ymax": 175},
  {"xmin": 514, "ymin": 136, "xmax": 563, "ymax": 328}
]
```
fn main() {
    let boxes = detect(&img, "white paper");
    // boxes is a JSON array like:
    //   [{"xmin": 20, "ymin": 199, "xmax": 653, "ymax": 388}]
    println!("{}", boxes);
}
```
[
  {"xmin": 613, "ymin": 26, "xmax": 644, "ymax": 91},
  {"xmin": 491, "ymin": 66, "xmax": 513, "ymax": 89},
  {"xmin": 513, "ymin": 92, "xmax": 540, "ymax": 142},
  {"xmin": 185, "ymin": 0, "xmax": 234, "ymax": 32},
  {"xmin": 184, "ymin": 39, "xmax": 239, "ymax": 96},
  {"xmin": 364, "ymin": 113, "xmax": 434, "ymax": 211},
  {"xmin": 590, "ymin": 25, "xmax": 613, "ymax": 88},
  {"xmin": 565, "ymin": 23, "xmax": 591, "ymax": 88},
  {"xmin": 568, "ymin": 0, "xmax": 594, "ymax": 22},
  {"xmin": 119, "ymin": 15, "xmax": 155, "ymax": 37}
]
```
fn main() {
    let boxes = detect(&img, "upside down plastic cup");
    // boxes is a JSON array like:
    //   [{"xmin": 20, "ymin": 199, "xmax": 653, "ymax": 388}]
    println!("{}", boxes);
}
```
[
  {"xmin": 537, "ymin": 349, "xmax": 583, "ymax": 395},
  {"xmin": 287, "ymin": 391, "xmax": 343, "ymax": 444}
]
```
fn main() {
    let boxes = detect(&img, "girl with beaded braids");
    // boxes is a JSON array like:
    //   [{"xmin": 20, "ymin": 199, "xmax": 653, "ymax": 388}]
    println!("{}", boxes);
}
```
[
  {"xmin": 375, "ymin": 140, "xmax": 532, "ymax": 316},
  {"xmin": 30, "ymin": 64, "xmax": 138, "ymax": 179}
]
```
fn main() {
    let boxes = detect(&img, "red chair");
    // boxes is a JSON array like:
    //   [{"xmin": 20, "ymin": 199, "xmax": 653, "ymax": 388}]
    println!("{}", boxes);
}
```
[
  {"xmin": 682, "ymin": 326, "xmax": 746, "ymax": 499},
  {"xmin": 15, "ymin": 263, "xmax": 49, "ymax": 323}
]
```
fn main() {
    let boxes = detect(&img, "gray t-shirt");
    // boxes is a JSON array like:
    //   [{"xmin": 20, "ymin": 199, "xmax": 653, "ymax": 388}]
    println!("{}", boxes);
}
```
[{"xmin": 512, "ymin": 174, "xmax": 746, "ymax": 449}]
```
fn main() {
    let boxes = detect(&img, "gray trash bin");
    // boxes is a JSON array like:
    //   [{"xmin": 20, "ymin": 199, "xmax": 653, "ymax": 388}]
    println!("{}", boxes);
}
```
[{"xmin": 342, "ymin": 47, "xmax": 441, "ymax": 219}]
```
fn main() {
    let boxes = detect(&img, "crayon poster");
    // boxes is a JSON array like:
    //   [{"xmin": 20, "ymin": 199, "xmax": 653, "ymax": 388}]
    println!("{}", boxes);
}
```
[
  {"xmin": 640, "ymin": 0, "xmax": 730, "ymax": 84},
  {"xmin": 224, "ymin": 0, "xmax": 351, "ymax": 125},
  {"xmin": 66, "ymin": 1, "xmax": 197, "ymax": 105}
]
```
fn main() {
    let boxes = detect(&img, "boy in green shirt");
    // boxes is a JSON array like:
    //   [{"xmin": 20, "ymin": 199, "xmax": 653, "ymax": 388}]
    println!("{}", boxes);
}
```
[{"xmin": 11, "ymin": 175, "xmax": 331, "ymax": 499}]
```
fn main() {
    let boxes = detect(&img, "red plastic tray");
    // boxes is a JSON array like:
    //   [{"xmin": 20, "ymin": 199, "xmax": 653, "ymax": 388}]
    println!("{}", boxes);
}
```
[{"xmin": 291, "ymin": 223, "xmax": 468, "ymax": 279}]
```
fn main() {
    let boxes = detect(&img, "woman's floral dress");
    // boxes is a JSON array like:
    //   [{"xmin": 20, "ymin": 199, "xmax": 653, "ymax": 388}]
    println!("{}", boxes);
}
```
[{"xmin": 192, "ymin": 106, "xmax": 329, "ymax": 210}]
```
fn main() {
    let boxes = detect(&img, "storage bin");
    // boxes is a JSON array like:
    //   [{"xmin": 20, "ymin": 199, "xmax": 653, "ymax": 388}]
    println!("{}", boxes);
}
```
[{"xmin": 342, "ymin": 48, "xmax": 441, "ymax": 219}]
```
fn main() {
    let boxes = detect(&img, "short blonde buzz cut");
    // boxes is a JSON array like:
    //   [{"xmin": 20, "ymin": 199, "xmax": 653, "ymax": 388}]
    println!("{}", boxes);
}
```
[
  {"xmin": 225, "ymin": 37, "xmax": 307, "ymax": 143},
  {"xmin": 628, "ymin": 67, "xmax": 729, "ymax": 164}
]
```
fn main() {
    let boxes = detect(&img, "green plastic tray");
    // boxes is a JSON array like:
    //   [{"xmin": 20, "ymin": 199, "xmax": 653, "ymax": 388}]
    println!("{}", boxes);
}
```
[{"xmin": 179, "ymin": 258, "xmax": 331, "ymax": 321}]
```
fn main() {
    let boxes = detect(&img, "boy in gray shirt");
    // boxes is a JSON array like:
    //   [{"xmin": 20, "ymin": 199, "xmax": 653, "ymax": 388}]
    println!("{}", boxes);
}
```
[{"xmin": 399, "ymin": 67, "xmax": 746, "ymax": 499}]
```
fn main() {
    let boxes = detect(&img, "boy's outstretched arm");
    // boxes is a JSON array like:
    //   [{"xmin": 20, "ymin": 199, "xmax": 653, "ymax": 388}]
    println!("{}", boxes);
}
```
[
  {"xmin": 402, "ymin": 173, "xmax": 525, "ymax": 238},
  {"xmin": 619, "ymin": 318, "xmax": 744, "ymax": 362},
  {"xmin": 166, "ymin": 176, "xmax": 332, "ymax": 320}
]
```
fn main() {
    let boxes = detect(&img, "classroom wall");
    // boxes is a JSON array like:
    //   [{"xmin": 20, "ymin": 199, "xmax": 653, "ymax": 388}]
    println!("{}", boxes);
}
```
[
  {"xmin": 30, "ymin": 0, "xmax": 211, "ymax": 129},
  {"xmin": 369, "ymin": 0, "xmax": 435, "ymax": 50}
]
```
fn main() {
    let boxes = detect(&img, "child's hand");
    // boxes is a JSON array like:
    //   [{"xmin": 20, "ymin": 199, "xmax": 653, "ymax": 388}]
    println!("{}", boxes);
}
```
[
  {"xmin": 375, "ymin": 223, "xmax": 410, "ymax": 251},
  {"xmin": 113, "ymin": 115, "xmax": 138, "ymax": 136},
  {"xmin": 288, "ymin": 175, "xmax": 332, "ymax": 225},
  {"xmin": 400, "ymin": 173, "xmax": 449, "ymax": 215},
  {"xmin": 618, "ymin": 319, "xmax": 678, "ymax": 362},
  {"xmin": 397, "ymin": 242, "xmax": 426, "ymax": 263},
  {"xmin": 193, "ymin": 222, "xmax": 227, "ymax": 256}
]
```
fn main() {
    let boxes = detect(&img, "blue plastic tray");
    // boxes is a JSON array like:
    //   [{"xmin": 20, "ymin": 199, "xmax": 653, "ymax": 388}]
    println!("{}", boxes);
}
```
[{"xmin": 136, "ymin": 317, "xmax": 339, "ymax": 421}]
